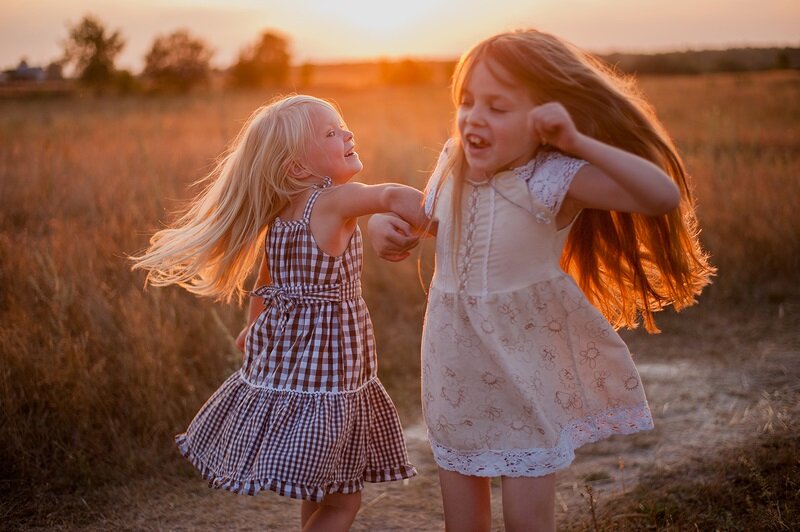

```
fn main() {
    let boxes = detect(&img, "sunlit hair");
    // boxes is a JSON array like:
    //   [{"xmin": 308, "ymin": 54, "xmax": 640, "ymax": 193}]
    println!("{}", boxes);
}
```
[
  {"xmin": 131, "ymin": 94, "xmax": 341, "ymax": 303},
  {"xmin": 428, "ymin": 28, "xmax": 715, "ymax": 332}
]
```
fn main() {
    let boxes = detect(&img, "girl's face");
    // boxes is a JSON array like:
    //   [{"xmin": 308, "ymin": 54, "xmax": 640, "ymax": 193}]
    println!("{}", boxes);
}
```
[
  {"xmin": 457, "ymin": 59, "xmax": 539, "ymax": 177},
  {"xmin": 303, "ymin": 104, "xmax": 363, "ymax": 184}
]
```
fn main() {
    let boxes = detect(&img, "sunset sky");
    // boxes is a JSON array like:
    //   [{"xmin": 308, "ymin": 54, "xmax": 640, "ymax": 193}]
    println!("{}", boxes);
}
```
[{"xmin": 1, "ymin": 0, "xmax": 798, "ymax": 71}]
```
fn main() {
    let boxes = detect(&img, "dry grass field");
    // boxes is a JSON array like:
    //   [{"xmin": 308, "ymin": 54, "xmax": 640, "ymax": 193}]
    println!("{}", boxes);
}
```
[{"xmin": 1, "ymin": 70, "xmax": 798, "ymax": 530}]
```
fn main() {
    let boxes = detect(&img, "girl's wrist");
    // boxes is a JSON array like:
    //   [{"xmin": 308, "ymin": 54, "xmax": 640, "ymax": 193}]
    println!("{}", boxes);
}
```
[{"xmin": 564, "ymin": 132, "xmax": 593, "ymax": 157}]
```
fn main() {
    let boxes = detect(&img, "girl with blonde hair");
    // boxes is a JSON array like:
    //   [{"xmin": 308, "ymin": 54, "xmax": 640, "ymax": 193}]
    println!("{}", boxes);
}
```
[
  {"xmin": 369, "ymin": 29, "xmax": 714, "ymax": 530},
  {"xmin": 133, "ymin": 94, "xmax": 424, "ymax": 531}
]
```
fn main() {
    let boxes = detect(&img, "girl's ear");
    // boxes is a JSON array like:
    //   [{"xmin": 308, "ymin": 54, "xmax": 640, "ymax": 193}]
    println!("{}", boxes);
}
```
[{"xmin": 286, "ymin": 161, "xmax": 310, "ymax": 179}]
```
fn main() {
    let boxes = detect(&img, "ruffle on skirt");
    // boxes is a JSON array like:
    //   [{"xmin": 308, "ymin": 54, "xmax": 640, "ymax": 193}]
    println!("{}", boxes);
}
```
[{"xmin": 176, "ymin": 371, "xmax": 416, "ymax": 502}]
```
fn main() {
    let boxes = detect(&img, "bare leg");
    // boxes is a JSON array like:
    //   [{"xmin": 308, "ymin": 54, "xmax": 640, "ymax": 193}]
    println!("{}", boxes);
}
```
[
  {"xmin": 500, "ymin": 474, "xmax": 556, "ymax": 532},
  {"xmin": 301, "ymin": 491, "xmax": 362, "ymax": 532},
  {"xmin": 300, "ymin": 501, "xmax": 319, "ymax": 528},
  {"xmin": 438, "ymin": 467, "xmax": 491, "ymax": 532}
]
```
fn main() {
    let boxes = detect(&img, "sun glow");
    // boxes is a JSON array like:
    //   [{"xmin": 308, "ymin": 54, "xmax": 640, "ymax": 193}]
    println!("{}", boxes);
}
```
[{"xmin": 312, "ymin": 0, "xmax": 445, "ymax": 34}]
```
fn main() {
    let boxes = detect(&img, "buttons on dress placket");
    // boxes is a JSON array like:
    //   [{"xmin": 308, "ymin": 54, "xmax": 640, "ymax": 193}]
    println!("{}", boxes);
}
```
[{"xmin": 459, "ymin": 184, "xmax": 481, "ymax": 293}]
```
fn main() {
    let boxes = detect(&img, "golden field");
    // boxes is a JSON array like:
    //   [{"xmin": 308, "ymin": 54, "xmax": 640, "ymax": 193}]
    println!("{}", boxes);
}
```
[{"xmin": 0, "ymin": 71, "xmax": 798, "ymax": 527}]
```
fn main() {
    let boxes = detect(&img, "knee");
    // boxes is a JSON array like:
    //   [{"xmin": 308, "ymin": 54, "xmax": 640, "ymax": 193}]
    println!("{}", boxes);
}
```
[{"xmin": 505, "ymin": 514, "xmax": 554, "ymax": 532}]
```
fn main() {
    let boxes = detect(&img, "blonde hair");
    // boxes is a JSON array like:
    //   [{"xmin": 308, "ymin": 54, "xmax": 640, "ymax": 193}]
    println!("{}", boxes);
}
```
[
  {"xmin": 131, "ymin": 94, "xmax": 340, "ymax": 302},
  {"xmin": 431, "ymin": 29, "xmax": 714, "ymax": 332}
]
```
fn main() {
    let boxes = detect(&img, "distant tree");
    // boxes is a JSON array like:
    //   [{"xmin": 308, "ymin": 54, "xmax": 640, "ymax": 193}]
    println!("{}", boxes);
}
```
[
  {"xmin": 45, "ymin": 61, "xmax": 64, "ymax": 81},
  {"xmin": 62, "ymin": 15, "xmax": 125, "ymax": 86},
  {"xmin": 631, "ymin": 54, "xmax": 690, "ymax": 75},
  {"xmin": 441, "ymin": 61, "xmax": 457, "ymax": 82},
  {"xmin": 230, "ymin": 30, "xmax": 291, "ymax": 88},
  {"xmin": 113, "ymin": 69, "xmax": 142, "ymax": 94},
  {"xmin": 379, "ymin": 59, "xmax": 433, "ymax": 85},
  {"xmin": 775, "ymin": 50, "xmax": 791, "ymax": 70},
  {"xmin": 143, "ymin": 30, "xmax": 213, "ymax": 92},
  {"xmin": 714, "ymin": 57, "xmax": 746, "ymax": 73}
]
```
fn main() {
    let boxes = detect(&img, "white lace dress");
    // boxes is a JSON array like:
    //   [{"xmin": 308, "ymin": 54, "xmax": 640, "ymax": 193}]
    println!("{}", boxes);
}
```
[{"xmin": 421, "ymin": 148, "xmax": 654, "ymax": 477}]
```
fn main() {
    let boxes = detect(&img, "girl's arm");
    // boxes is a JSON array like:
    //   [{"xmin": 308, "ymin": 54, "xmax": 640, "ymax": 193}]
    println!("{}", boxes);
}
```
[
  {"xmin": 529, "ymin": 103, "xmax": 680, "ymax": 216},
  {"xmin": 234, "ymin": 254, "xmax": 269, "ymax": 351},
  {"xmin": 325, "ymin": 182, "xmax": 428, "ymax": 228},
  {"xmin": 313, "ymin": 182, "xmax": 429, "ymax": 258}
]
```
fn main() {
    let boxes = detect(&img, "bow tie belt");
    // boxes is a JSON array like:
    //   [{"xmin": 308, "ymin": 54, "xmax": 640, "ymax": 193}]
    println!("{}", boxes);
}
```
[{"xmin": 252, "ymin": 281, "xmax": 362, "ymax": 314}]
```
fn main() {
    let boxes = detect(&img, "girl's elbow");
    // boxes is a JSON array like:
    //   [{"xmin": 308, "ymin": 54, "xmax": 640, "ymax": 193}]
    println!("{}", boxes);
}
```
[
  {"xmin": 649, "ymin": 186, "xmax": 681, "ymax": 215},
  {"xmin": 378, "ymin": 184, "xmax": 405, "ymax": 213},
  {"xmin": 664, "ymin": 183, "xmax": 682, "ymax": 211},
  {"xmin": 378, "ymin": 186, "xmax": 394, "ymax": 212}
]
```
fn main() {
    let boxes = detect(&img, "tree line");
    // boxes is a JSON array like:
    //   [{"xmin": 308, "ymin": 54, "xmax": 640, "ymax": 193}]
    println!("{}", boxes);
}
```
[
  {"xmin": 55, "ymin": 14, "xmax": 292, "ymax": 92},
  {"xmin": 47, "ymin": 15, "xmax": 456, "ymax": 93},
  {"xmin": 603, "ymin": 47, "xmax": 799, "ymax": 75},
  {"xmin": 8, "ymin": 14, "xmax": 799, "ymax": 94}
]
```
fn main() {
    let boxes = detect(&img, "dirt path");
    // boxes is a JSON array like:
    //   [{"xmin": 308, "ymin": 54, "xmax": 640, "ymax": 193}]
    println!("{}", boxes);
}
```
[{"xmin": 18, "ymin": 304, "xmax": 799, "ymax": 531}]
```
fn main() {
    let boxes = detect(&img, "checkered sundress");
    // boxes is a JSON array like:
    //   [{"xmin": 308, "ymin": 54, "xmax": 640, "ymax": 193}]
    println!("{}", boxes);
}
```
[{"xmin": 175, "ymin": 179, "xmax": 417, "ymax": 502}]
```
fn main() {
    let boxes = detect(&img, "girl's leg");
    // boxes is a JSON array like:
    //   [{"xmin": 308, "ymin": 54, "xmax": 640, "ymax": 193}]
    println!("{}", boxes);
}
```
[
  {"xmin": 300, "ymin": 501, "xmax": 319, "ymax": 528},
  {"xmin": 500, "ymin": 474, "xmax": 556, "ymax": 532},
  {"xmin": 301, "ymin": 491, "xmax": 362, "ymax": 532},
  {"xmin": 438, "ymin": 467, "xmax": 492, "ymax": 532}
]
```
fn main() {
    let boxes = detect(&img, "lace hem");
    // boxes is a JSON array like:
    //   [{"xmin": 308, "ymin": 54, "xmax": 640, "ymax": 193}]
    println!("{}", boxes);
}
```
[{"xmin": 429, "ymin": 404, "xmax": 654, "ymax": 477}]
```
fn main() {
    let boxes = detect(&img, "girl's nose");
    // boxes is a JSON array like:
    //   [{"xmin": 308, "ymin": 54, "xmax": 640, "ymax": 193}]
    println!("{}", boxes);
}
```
[{"xmin": 466, "ymin": 106, "xmax": 486, "ymax": 126}]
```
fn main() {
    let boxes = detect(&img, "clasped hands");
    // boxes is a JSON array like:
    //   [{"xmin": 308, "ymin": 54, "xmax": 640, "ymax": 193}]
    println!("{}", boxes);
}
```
[{"xmin": 367, "ymin": 214, "xmax": 420, "ymax": 262}]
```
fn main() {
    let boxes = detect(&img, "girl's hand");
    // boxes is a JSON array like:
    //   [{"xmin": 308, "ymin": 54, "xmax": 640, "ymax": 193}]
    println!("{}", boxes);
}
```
[
  {"xmin": 235, "ymin": 326, "xmax": 249, "ymax": 352},
  {"xmin": 528, "ymin": 102, "xmax": 582, "ymax": 154},
  {"xmin": 367, "ymin": 213, "xmax": 419, "ymax": 262}
]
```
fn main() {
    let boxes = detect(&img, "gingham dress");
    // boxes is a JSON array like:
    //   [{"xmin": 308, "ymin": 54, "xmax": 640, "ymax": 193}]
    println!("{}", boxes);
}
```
[{"xmin": 176, "ymin": 180, "xmax": 417, "ymax": 501}]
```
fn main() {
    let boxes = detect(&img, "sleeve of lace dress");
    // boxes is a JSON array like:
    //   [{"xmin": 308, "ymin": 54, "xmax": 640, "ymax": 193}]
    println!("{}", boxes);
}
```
[
  {"xmin": 424, "ymin": 139, "xmax": 455, "ymax": 219},
  {"xmin": 527, "ymin": 151, "xmax": 588, "ymax": 214}
]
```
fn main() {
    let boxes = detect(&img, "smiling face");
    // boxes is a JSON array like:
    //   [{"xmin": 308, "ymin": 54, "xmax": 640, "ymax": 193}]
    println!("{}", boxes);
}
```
[
  {"xmin": 457, "ymin": 59, "xmax": 539, "ymax": 177},
  {"xmin": 303, "ymin": 103, "xmax": 363, "ymax": 184}
]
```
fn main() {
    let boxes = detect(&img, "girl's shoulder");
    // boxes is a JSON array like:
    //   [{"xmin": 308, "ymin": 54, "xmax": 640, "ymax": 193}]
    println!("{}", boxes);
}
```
[{"xmin": 516, "ymin": 150, "xmax": 588, "ymax": 213}]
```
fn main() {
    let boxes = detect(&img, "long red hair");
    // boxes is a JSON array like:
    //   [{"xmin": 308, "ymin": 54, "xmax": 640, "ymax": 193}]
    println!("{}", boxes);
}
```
[{"xmin": 436, "ymin": 29, "xmax": 714, "ymax": 332}]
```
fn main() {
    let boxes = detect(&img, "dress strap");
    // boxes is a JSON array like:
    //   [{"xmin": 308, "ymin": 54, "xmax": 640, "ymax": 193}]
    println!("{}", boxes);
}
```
[{"xmin": 301, "ymin": 176, "xmax": 332, "ymax": 222}]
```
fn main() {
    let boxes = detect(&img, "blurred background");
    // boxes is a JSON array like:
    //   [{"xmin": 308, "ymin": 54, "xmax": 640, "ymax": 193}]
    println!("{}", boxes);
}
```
[{"xmin": 1, "ymin": 1, "xmax": 798, "ymax": 529}]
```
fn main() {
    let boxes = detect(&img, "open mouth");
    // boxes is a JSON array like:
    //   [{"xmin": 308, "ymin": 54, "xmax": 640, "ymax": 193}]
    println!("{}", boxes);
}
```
[
  {"xmin": 465, "ymin": 133, "xmax": 490, "ymax": 150},
  {"xmin": 344, "ymin": 148, "xmax": 356, "ymax": 157}
]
